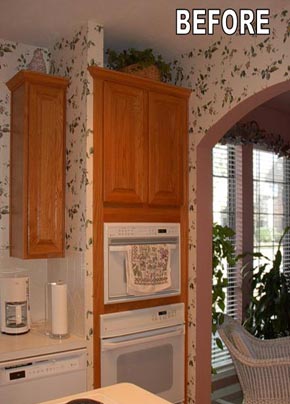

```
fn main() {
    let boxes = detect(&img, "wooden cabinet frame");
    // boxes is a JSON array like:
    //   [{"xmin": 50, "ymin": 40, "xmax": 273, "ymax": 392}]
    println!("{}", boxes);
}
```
[
  {"xmin": 88, "ymin": 67, "xmax": 191, "ymax": 397},
  {"xmin": 7, "ymin": 70, "xmax": 68, "ymax": 259}
]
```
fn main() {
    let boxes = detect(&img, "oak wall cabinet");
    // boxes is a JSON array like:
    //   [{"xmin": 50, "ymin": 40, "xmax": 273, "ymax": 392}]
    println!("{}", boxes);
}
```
[
  {"xmin": 89, "ymin": 67, "xmax": 190, "ymax": 208},
  {"xmin": 6, "ymin": 70, "xmax": 68, "ymax": 259}
]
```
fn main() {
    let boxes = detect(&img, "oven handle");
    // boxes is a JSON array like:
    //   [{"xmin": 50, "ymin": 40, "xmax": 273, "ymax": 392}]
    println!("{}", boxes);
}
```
[{"xmin": 101, "ymin": 326, "xmax": 184, "ymax": 352}]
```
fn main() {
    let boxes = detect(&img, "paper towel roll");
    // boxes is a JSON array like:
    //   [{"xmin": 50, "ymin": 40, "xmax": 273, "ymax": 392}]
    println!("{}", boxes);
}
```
[{"xmin": 48, "ymin": 282, "xmax": 68, "ymax": 337}]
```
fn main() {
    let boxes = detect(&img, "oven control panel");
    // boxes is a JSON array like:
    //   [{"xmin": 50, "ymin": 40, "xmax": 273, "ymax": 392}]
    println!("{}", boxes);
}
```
[
  {"xmin": 101, "ymin": 303, "xmax": 184, "ymax": 338},
  {"xmin": 151, "ymin": 308, "xmax": 177, "ymax": 322}
]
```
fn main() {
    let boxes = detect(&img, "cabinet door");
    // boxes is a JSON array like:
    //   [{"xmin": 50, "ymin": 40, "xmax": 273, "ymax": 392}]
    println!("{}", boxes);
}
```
[
  {"xmin": 148, "ymin": 92, "xmax": 186, "ymax": 206},
  {"xmin": 28, "ymin": 83, "xmax": 65, "ymax": 257},
  {"xmin": 103, "ymin": 82, "xmax": 147, "ymax": 204}
]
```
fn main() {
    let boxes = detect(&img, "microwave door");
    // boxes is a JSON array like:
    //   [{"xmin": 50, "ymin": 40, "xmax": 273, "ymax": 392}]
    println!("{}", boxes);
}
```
[
  {"xmin": 107, "ymin": 249, "xmax": 128, "ymax": 300},
  {"xmin": 104, "ymin": 233, "xmax": 181, "ymax": 304}
]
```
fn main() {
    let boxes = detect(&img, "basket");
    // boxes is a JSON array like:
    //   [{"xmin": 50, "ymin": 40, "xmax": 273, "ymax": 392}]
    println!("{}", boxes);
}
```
[{"xmin": 120, "ymin": 64, "xmax": 161, "ymax": 81}]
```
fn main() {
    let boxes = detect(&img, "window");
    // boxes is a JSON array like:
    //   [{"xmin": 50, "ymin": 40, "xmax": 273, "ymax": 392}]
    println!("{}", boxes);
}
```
[
  {"xmin": 253, "ymin": 149, "xmax": 290, "ymax": 271},
  {"xmin": 212, "ymin": 144, "xmax": 242, "ymax": 370},
  {"xmin": 212, "ymin": 143, "xmax": 290, "ymax": 372}
]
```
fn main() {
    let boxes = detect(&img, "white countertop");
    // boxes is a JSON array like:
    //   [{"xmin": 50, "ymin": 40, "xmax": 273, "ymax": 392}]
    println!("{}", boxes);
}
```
[
  {"xmin": 0, "ymin": 324, "xmax": 86, "ymax": 363},
  {"xmin": 38, "ymin": 383, "xmax": 172, "ymax": 404}
]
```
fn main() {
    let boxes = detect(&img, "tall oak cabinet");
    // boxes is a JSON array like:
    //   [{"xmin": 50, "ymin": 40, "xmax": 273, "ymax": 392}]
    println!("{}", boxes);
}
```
[{"xmin": 88, "ymin": 66, "xmax": 191, "ymax": 388}]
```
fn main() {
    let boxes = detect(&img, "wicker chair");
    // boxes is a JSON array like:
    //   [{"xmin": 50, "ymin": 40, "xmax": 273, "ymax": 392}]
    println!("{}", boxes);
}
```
[{"xmin": 217, "ymin": 315, "xmax": 290, "ymax": 404}]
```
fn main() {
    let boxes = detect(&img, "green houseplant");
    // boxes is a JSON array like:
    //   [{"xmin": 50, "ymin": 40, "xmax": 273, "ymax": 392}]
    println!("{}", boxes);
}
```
[
  {"xmin": 212, "ymin": 224, "xmax": 237, "ymax": 352},
  {"xmin": 243, "ymin": 226, "xmax": 290, "ymax": 339},
  {"xmin": 106, "ymin": 48, "xmax": 172, "ymax": 82}
]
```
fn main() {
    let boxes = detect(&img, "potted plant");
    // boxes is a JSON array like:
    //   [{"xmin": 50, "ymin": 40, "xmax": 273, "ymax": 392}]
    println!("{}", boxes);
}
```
[
  {"xmin": 243, "ymin": 226, "xmax": 290, "ymax": 339},
  {"xmin": 105, "ymin": 48, "xmax": 172, "ymax": 82},
  {"xmin": 212, "ymin": 224, "xmax": 237, "ymax": 361}
]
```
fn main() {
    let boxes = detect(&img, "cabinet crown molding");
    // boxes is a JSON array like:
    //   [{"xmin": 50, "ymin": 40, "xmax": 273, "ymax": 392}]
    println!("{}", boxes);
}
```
[
  {"xmin": 6, "ymin": 70, "xmax": 69, "ymax": 91},
  {"xmin": 88, "ymin": 66, "xmax": 191, "ymax": 98}
]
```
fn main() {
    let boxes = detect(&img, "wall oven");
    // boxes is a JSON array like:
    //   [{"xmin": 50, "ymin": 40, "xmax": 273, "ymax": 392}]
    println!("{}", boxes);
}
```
[
  {"xmin": 100, "ymin": 303, "xmax": 185, "ymax": 404},
  {"xmin": 104, "ymin": 223, "xmax": 180, "ymax": 304}
]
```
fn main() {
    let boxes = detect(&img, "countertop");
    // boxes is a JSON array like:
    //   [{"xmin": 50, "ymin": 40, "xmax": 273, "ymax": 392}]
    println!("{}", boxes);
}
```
[
  {"xmin": 38, "ymin": 383, "xmax": 172, "ymax": 404},
  {"xmin": 0, "ymin": 324, "xmax": 86, "ymax": 363}
]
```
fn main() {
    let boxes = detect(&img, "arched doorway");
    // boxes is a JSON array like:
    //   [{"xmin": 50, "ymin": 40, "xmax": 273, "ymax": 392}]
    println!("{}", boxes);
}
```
[{"xmin": 194, "ymin": 80, "xmax": 290, "ymax": 403}]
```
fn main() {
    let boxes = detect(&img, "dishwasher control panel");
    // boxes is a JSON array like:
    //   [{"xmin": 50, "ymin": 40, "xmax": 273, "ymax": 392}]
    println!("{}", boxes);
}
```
[{"xmin": 0, "ymin": 355, "xmax": 85, "ymax": 385}]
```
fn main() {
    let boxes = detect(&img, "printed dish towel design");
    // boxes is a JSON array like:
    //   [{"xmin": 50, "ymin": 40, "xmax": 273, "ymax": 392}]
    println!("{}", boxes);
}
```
[{"xmin": 126, "ymin": 244, "xmax": 172, "ymax": 295}]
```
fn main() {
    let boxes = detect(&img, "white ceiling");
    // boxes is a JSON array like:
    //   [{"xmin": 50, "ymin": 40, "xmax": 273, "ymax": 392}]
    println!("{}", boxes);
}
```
[{"xmin": 1, "ymin": 0, "xmax": 290, "ymax": 58}]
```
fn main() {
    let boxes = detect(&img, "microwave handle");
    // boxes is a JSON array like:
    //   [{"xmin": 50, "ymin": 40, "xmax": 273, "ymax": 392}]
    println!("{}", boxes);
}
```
[
  {"xmin": 101, "ymin": 327, "xmax": 184, "ymax": 352},
  {"xmin": 109, "ymin": 244, "xmax": 176, "ymax": 252}
]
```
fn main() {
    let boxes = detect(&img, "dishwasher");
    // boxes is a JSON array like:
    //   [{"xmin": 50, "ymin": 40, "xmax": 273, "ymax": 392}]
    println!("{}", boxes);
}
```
[{"xmin": 0, "ymin": 348, "xmax": 87, "ymax": 404}]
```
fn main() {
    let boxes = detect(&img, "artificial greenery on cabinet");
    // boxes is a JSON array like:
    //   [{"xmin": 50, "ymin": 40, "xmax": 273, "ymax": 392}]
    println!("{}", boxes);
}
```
[{"xmin": 106, "ymin": 48, "xmax": 172, "ymax": 82}]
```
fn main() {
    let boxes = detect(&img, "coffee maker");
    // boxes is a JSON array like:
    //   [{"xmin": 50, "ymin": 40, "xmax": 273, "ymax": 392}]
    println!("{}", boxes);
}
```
[{"xmin": 0, "ymin": 275, "xmax": 30, "ymax": 334}]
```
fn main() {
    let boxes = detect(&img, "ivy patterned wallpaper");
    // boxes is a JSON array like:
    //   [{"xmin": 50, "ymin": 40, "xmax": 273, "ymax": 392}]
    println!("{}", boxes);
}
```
[
  {"xmin": 0, "ymin": 22, "xmax": 103, "ymax": 389},
  {"xmin": 47, "ymin": 20, "xmax": 104, "ymax": 389},
  {"xmin": 178, "ymin": 9, "xmax": 290, "ymax": 403}
]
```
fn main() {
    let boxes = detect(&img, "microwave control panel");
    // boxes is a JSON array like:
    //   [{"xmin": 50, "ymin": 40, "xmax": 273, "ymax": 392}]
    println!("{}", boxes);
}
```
[{"xmin": 105, "ymin": 223, "xmax": 180, "ymax": 238}]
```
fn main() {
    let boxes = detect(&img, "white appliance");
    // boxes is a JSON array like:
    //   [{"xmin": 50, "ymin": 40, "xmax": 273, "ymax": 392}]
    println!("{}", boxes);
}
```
[
  {"xmin": 0, "ymin": 275, "xmax": 30, "ymax": 335},
  {"xmin": 100, "ymin": 303, "xmax": 185, "ymax": 404},
  {"xmin": 0, "ymin": 348, "xmax": 87, "ymax": 404},
  {"xmin": 104, "ymin": 223, "xmax": 181, "ymax": 304}
]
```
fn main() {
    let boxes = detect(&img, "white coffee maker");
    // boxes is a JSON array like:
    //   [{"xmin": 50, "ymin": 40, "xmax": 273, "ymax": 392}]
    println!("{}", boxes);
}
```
[{"xmin": 0, "ymin": 274, "xmax": 31, "ymax": 334}]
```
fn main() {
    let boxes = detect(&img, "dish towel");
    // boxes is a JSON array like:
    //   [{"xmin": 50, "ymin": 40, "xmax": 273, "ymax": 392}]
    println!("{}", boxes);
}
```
[{"xmin": 126, "ymin": 244, "xmax": 172, "ymax": 295}]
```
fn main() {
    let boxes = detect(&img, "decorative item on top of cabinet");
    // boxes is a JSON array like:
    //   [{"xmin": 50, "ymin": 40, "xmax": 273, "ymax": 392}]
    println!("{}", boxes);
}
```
[
  {"xmin": 6, "ymin": 70, "xmax": 68, "ymax": 259},
  {"xmin": 88, "ymin": 66, "xmax": 191, "ymax": 208},
  {"xmin": 105, "ymin": 47, "xmax": 172, "ymax": 82}
]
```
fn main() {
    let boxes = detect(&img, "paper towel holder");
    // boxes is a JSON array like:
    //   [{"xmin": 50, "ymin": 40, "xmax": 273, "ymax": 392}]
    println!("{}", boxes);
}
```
[{"xmin": 45, "ymin": 281, "xmax": 69, "ymax": 339}]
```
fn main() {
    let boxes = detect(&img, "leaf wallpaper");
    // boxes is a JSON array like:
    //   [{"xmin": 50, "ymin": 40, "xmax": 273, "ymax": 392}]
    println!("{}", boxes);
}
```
[{"xmin": 48, "ymin": 20, "xmax": 104, "ymax": 389}]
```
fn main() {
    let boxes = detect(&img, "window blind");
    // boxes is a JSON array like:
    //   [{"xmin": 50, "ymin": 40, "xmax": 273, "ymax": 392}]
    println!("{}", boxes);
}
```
[
  {"xmin": 253, "ymin": 148, "xmax": 290, "ymax": 273},
  {"xmin": 212, "ymin": 144, "xmax": 243, "ymax": 371}
]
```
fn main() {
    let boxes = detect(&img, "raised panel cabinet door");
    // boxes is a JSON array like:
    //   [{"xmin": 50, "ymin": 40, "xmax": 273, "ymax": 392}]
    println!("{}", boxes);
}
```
[
  {"xmin": 148, "ymin": 91, "xmax": 186, "ymax": 206},
  {"xmin": 28, "ymin": 83, "xmax": 65, "ymax": 256},
  {"xmin": 103, "ymin": 81, "xmax": 147, "ymax": 204}
]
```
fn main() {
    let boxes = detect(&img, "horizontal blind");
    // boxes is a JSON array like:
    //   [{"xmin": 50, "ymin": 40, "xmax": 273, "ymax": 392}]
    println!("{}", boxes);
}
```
[
  {"xmin": 253, "ymin": 148, "xmax": 290, "ymax": 274},
  {"xmin": 212, "ymin": 144, "xmax": 243, "ymax": 371}
]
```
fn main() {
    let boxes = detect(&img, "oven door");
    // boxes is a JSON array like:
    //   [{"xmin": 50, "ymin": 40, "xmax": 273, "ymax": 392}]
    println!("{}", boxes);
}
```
[{"xmin": 101, "ymin": 324, "xmax": 184, "ymax": 404}]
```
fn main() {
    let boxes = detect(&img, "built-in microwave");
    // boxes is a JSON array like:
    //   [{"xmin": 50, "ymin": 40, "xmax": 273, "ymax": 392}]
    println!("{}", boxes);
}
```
[{"xmin": 104, "ymin": 223, "xmax": 181, "ymax": 304}]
